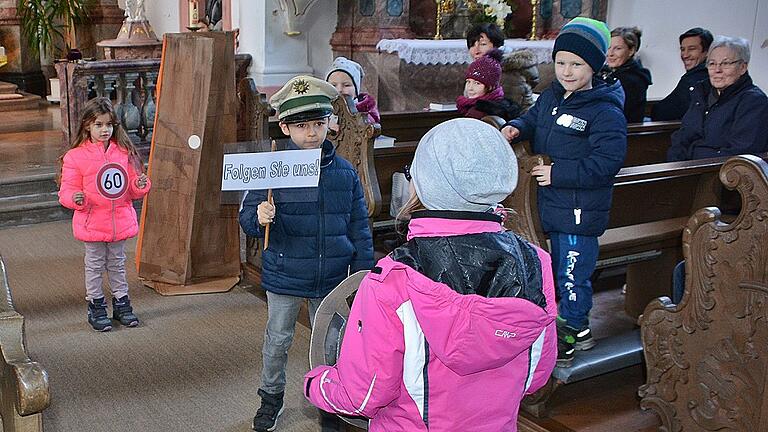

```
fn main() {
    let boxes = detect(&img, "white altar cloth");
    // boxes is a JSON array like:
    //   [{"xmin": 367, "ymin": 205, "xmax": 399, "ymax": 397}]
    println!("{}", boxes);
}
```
[{"xmin": 376, "ymin": 38, "xmax": 555, "ymax": 65}]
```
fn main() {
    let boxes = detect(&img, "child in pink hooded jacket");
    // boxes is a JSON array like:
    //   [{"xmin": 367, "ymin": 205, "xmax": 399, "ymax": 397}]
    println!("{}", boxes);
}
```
[
  {"xmin": 304, "ymin": 118, "xmax": 557, "ymax": 431},
  {"xmin": 58, "ymin": 97, "xmax": 151, "ymax": 332}
]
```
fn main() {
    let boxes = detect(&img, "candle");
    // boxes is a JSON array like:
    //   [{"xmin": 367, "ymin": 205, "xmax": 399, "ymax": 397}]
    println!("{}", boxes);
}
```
[{"xmin": 189, "ymin": 0, "xmax": 199, "ymax": 26}]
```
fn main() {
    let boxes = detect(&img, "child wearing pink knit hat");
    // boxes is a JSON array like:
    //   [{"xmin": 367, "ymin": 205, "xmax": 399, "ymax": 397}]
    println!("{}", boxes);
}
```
[{"xmin": 457, "ymin": 49, "xmax": 519, "ymax": 120}]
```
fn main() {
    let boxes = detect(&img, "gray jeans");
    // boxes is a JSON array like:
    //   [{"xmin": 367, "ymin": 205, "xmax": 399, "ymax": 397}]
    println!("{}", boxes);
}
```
[
  {"xmin": 260, "ymin": 290, "xmax": 324, "ymax": 394},
  {"xmin": 84, "ymin": 240, "xmax": 129, "ymax": 302}
]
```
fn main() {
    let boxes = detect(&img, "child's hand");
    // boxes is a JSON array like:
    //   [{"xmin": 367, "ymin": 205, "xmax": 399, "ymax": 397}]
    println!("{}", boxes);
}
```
[
  {"xmin": 257, "ymin": 201, "xmax": 275, "ymax": 226},
  {"xmin": 328, "ymin": 115, "xmax": 340, "ymax": 132},
  {"xmin": 136, "ymin": 173, "xmax": 148, "ymax": 189},
  {"xmin": 501, "ymin": 125, "xmax": 520, "ymax": 142},
  {"xmin": 531, "ymin": 164, "xmax": 552, "ymax": 186},
  {"xmin": 72, "ymin": 191, "xmax": 85, "ymax": 206}
]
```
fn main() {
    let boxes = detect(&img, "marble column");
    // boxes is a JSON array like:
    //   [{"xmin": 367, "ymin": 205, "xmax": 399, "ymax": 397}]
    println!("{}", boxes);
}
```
[
  {"xmin": 237, "ymin": 0, "xmax": 315, "ymax": 88},
  {"xmin": 0, "ymin": 0, "xmax": 125, "ymax": 96},
  {"xmin": 0, "ymin": 0, "xmax": 46, "ymax": 95},
  {"xmin": 74, "ymin": 0, "xmax": 126, "ymax": 59},
  {"xmin": 537, "ymin": 0, "xmax": 608, "ymax": 39},
  {"xmin": 331, "ymin": 0, "xmax": 413, "ymax": 100}
]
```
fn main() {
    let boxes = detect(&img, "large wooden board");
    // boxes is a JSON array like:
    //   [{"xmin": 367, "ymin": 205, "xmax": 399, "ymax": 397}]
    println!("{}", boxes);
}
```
[{"xmin": 137, "ymin": 32, "xmax": 239, "ymax": 294}]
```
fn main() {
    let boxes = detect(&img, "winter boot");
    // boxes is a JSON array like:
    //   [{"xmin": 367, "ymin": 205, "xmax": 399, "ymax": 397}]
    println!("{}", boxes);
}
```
[
  {"xmin": 112, "ymin": 295, "xmax": 139, "ymax": 327},
  {"xmin": 87, "ymin": 298, "xmax": 113, "ymax": 332},
  {"xmin": 252, "ymin": 389, "xmax": 285, "ymax": 431}
]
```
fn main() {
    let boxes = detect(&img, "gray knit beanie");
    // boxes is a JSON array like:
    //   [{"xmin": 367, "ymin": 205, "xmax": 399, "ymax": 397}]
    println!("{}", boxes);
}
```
[
  {"xmin": 411, "ymin": 118, "xmax": 517, "ymax": 212},
  {"xmin": 326, "ymin": 57, "xmax": 364, "ymax": 96}
]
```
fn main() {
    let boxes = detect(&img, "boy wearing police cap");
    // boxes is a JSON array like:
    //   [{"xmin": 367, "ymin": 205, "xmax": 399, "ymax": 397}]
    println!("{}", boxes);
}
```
[{"xmin": 239, "ymin": 76, "xmax": 373, "ymax": 432}]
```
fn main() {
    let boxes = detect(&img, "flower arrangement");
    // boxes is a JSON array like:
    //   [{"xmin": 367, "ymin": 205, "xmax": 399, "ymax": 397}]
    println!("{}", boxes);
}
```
[{"xmin": 470, "ymin": 0, "xmax": 516, "ymax": 29}]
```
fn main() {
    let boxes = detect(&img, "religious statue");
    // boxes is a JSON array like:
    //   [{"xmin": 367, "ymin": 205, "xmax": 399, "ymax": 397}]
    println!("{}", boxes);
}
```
[
  {"xmin": 276, "ymin": 0, "xmax": 320, "ymax": 36},
  {"xmin": 204, "ymin": 0, "xmax": 224, "ymax": 31},
  {"xmin": 124, "ymin": 0, "xmax": 147, "ymax": 22}
]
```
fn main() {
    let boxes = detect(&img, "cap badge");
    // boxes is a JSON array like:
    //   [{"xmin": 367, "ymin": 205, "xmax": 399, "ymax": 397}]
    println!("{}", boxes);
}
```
[{"xmin": 292, "ymin": 79, "xmax": 310, "ymax": 95}]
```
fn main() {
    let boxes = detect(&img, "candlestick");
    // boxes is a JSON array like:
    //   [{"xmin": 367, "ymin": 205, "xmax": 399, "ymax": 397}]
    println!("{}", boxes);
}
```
[
  {"xmin": 529, "ymin": 0, "xmax": 539, "ymax": 40},
  {"xmin": 434, "ymin": 0, "xmax": 443, "ymax": 40}
]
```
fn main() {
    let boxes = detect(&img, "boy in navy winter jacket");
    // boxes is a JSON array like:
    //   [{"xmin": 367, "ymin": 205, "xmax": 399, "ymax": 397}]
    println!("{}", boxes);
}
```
[
  {"xmin": 239, "ymin": 75, "xmax": 373, "ymax": 432},
  {"xmin": 502, "ymin": 17, "xmax": 627, "ymax": 367}
]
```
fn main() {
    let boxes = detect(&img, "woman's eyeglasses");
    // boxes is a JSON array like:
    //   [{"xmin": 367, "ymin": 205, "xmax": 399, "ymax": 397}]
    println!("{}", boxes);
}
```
[{"xmin": 706, "ymin": 60, "xmax": 743, "ymax": 70}]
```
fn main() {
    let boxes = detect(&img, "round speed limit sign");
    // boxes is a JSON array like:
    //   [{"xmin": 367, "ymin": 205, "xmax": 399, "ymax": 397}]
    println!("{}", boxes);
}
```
[{"xmin": 96, "ymin": 162, "xmax": 129, "ymax": 200}]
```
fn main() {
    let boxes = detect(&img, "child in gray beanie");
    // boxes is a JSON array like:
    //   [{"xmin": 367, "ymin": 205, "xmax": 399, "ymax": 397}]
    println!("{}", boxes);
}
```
[
  {"xmin": 305, "ymin": 117, "xmax": 557, "ymax": 431},
  {"xmin": 410, "ymin": 117, "xmax": 517, "ymax": 212},
  {"xmin": 326, "ymin": 56, "xmax": 380, "ymax": 125}
]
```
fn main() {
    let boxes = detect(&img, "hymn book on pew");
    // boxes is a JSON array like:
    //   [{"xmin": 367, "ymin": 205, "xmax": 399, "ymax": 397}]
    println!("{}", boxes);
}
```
[
  {"xmin": 429, "ymin": 102, "xmax": 457, "ymax": 111},
  {"xmin": 374, "ymin": 135, "xmax": 396, "ymax": 149}
]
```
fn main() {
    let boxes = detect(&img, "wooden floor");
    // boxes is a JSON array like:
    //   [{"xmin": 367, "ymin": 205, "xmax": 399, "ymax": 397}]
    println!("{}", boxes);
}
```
[{"xmin": 0, "ymin": 104, "xmax": 662, "ymax": 431}]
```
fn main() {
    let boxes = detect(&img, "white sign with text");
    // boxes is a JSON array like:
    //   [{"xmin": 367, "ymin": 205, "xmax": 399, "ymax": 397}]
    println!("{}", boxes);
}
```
[{"xmin": 221, "ymin": 148, "xmax": 322, "ymax": 191}]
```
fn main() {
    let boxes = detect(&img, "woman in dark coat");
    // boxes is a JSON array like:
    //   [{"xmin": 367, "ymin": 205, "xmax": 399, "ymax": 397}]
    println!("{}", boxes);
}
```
[
  {"xmin": 600, "ymin": 27, "xmax": 652, "ymax": 123},
  {"xmin": 667, "ymin": 36, "xmax": 768, "ymax": 162}
]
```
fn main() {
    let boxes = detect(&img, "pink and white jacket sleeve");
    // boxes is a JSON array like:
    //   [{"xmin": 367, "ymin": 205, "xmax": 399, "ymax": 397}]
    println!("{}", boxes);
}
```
[
  {"xmin": 525, "ymin": 246, "xmax": 558, "ymax": 395},
  {"xmin": 58, "ymin": 152, "xmax": 86, "ymax": 211},
  {"xmin": 304, "ymin": 274, "xmax": 404, "ymax": 417}
]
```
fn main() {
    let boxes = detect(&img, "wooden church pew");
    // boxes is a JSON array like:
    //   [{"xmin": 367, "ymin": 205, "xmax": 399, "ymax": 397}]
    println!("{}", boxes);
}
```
[
  {"xmin": 371, "ymin": 119, "xmax": 680, "ymax": 226},
  {"xmin": 506, "ymin": 145, "xmax": 737, "ymax": 417},
  {"xmin": 639, "ymin": 155, "xmax": 768, "ymax": 431},
  {"xmin": 0, "ymin": 257, "xmax": 50, "ymax": 432},
  {"xmin": 236, "ymin": 78, "xmax": 273, "ymax": 285}
]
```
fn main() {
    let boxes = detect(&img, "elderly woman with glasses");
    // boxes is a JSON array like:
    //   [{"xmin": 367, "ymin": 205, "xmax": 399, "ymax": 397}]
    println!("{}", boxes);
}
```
[{"xmin": 667, "ymin": 36, "xmax": 768, "ymax": 161}]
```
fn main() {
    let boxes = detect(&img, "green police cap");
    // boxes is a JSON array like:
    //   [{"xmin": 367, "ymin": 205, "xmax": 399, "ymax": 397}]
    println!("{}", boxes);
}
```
[{"xmin": 269, "ymin": 75, "xmax": 339, "ymax": 123}]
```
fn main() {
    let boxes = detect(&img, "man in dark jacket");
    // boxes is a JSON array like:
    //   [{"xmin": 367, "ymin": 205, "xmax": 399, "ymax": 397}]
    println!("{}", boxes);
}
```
[
  {"xmin": 667, "ymin": 36, "xmax": 768, "ymax": 161},
  {"xmin": 651, "ymin": 28, "xmax": 713, "ymax": 121}
]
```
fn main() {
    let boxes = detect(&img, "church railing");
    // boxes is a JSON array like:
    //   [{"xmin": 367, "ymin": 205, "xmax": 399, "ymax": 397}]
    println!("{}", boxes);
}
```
[{"xmin": 56, "ymin": 54, "xmax": 252, "ymax": 157}]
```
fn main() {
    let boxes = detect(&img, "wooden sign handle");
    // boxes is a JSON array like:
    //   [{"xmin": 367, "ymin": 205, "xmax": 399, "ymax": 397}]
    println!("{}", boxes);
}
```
[{"xmin": 263, "ymin": 139, "xmax": 277, "ymax": 251}]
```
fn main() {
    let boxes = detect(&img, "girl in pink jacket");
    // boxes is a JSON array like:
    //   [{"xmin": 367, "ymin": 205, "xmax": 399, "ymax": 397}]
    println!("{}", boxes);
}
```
[
  {"xmin": 305, "ymin": 118, "xmax": 557, "ymax": 431},
  {"xmin": 58, "ymin": 97, "xmax": 151, "ymax": 332}
]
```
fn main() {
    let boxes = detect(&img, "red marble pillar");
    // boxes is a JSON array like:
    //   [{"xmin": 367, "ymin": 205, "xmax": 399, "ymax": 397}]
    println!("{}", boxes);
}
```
[
  {"xmin": 0, "ymin": 0, "xmax": 124, "ymax": 96},
  {"xmin": 331, "ymin": 0, "xmax": 413, "ymax": 99},
  {"xmin": 537, "ymin": 0, "xmax": 608, "ymax": 39},
  {"xmin": 73, "ymin": 0, "xmax": 126, "ymax": 59},
  {"xmin": 0, "ymin": 0, "xmax": 45, "ymax": 95}
]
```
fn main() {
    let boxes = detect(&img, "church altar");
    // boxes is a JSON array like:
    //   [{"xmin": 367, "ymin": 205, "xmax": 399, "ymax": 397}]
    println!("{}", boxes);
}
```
[
  {"xmin": 376, "ymin": 38, "xmax": 555, "ymax": 66},
  {"xmin": 373, "ymin": 38, "xmax": 554, "ymax": 112}
]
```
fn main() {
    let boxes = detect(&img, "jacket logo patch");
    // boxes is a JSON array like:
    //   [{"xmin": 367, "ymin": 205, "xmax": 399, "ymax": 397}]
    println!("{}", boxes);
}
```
[
  {"xmin": 495, "ymin": 329, "xmax": 517, "ymax": 338},
  {"xmin": 556, "ymin": 113, "xmax": 587, "ymax": 132}
]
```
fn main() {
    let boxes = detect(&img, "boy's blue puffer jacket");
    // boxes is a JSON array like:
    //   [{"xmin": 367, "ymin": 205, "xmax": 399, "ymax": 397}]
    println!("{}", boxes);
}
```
[
  {"xmin": 506, "ymin": 79, "xmax": 627, "ymax": 236},
  {"xmin": 239, "ymin": 140, "xmax": 374, "ymax": 298}
]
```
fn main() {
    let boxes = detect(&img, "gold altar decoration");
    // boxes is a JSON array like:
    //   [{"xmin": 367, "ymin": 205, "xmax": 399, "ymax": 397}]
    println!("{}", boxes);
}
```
[
  {"xmin": 434, "ymin": 0, "xmax": 458, "ymax": 40},
  {"xmin": 529, "ymin": 0, "xmax": 539, "ymax": 40}
]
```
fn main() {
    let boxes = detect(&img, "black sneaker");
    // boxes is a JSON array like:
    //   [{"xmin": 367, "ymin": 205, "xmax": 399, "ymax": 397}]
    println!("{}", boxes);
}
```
[
  {"xmin": 253, "ymin": 389, "xmax": 285, "ymax": 432},
  {"xmin": 556, "ymin": 318, "xmax": 575, "ymax": 368},
  {"xmin": 557, "ymin": 317, "xmax": 596, "ymax": 351},
  {"xmin": 87, "ymin": 298, "xmax": 112, "ymax": 332},
  {"xmin": 112, "ymin": 295, "xmax": 139, "ymax": 327}
]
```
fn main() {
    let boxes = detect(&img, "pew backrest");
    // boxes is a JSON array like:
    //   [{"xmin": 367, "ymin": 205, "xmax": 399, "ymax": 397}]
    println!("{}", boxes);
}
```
[
  {"xmin": 328, "ymin": 97, "xmax": 382, "ymax": 218},
  {"xmin": 639, "ymin": 155, "xmax": 768, "ymax": 432},
  {"xmin": 237, "ymin": 79, "xmax": 273, "ymax": 275},
  {"xmin": 0, "ymin": 256, "xmax": 50, "ymax": 432}
]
